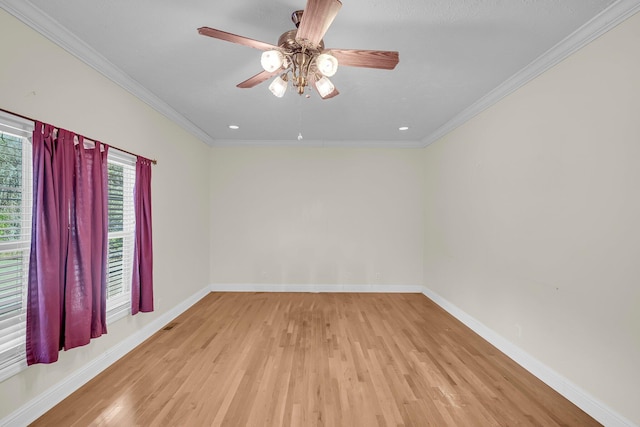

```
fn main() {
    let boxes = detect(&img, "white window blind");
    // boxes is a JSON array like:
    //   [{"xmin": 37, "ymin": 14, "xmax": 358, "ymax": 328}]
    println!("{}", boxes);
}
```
[
  {"xmin": 106, "ymin": 149, "xmax": 136, "ymax": 322},
  {"xmin": 0, "ymin": 111, "xmax": 33, "ymax": 381}
]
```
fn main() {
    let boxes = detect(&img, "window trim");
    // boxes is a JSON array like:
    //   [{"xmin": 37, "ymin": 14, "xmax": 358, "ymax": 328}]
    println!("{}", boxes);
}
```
[{"xmin": 0, "ymin": 111, "xmax": 33, "ymax": 382}]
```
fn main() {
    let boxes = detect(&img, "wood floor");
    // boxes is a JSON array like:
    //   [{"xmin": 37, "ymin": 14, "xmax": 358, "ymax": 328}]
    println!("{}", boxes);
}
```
[{"xmin": 31, "ymin": 293, "xmax": 600, "ymax": 426}]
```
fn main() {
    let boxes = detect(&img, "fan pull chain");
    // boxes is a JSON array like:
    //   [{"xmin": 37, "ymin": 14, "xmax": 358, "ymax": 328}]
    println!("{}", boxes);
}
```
[{"xmin": 297, "ymin": 96, "xmax": 304, "ymax": 141}]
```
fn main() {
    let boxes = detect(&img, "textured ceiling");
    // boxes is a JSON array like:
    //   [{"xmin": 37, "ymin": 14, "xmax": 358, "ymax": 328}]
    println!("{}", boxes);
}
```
[{"xmin": 1, "ymin": 0, "xmax": 624, "ymax": 145}]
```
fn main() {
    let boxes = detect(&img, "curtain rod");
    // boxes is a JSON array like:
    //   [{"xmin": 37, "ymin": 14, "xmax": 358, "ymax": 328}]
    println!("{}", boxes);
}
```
[{"xmin": 0, "ymin": 107, "xmax": 157, "ymax": 165}]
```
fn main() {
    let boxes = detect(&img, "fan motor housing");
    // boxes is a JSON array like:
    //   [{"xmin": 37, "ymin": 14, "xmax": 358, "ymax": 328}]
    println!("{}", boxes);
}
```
[{"xmin": 278, "ymin": 29, "xmax": 324, "ymax": 51}]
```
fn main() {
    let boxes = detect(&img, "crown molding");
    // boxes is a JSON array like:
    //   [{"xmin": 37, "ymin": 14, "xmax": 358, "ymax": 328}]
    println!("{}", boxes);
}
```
[
  {"xmin": 421, "ymin": 0, "xmax": 640, "ymax": 148},
  {"xmin": 3, "ymin": 0, "xmax": 638, "ymax": 150},
  {"xmin": 0, "ymin": 0, "xmax": 215, "ymax": 146},
  {"xmin": 211, "ymin": 139, "xmax": 424, "ymax": 148}
]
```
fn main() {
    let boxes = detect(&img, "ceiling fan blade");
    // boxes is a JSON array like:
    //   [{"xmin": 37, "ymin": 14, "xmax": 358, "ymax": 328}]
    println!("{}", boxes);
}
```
[
  {"xmin": 198, "ymin": 27, "xmax": 279, "ymax": 51},
  {"xmin": 327, "ymin": 49, "xmax": 399, "ymax": 70},
  {"xmin": 236, "ymin": 70, "xmax": 280, "ymax": 88},
  {"xmin": 296, "ymin": 0, "xmax": 342, "ymax": 47}
]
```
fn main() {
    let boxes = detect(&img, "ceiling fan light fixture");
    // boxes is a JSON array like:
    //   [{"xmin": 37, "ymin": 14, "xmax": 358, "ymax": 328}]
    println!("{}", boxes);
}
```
[
  {"xmin": 316, "ymin": 53, "xmax": 338, "ymax": 77},
  {"xmin": 269, "ymin": 75, "xmax": 288, "ymax": 97},
  {"xmin": 198, "ymin": 3, "xmax": 399, "ymax": 100},
  {"xmin": 261, "ymin": 50, "xmax": 284, "ymax": 73},
  {"xmin": 315, "ymin": 76, "xmax": 335, "ymax": 98}
]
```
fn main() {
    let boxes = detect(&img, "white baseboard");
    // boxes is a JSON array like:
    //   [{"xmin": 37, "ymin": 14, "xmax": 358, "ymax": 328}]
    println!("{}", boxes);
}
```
[
  {"xmin": 421, "ymin": 287, "xmax": 637, "ymax": 427},
  {"xmin": 1, "ymin": 286, "xmax": 211, "ymax": 427},
  {"xmin": 209, "ymin": 283, "xmax": 424, "ymax": 293},
  {"xmin": 3, "ymin": 285, "xmax": 635, "ymax": 427}
]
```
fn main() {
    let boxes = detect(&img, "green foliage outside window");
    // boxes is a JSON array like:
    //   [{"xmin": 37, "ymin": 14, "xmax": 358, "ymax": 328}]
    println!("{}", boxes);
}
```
[{"xmin": 0, "ymin": 133, "xmax": 23, "ymax": 243}]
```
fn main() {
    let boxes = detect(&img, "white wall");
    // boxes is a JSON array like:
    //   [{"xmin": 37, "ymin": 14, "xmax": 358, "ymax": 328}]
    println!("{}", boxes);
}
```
[
  {"xmin": 2, "ymin": 2, "xmax": 640, "ymax": 425},
  {"xmin": 422, "ymin": 10, "xmax": 640, "ymax": 425},
  {"xmin": 0, "ymin": 9, "xmax": 211, "ymax": 420},
  {"xmin": 210, "ymin": 146, "xmax": 424, "ymax": 288}
]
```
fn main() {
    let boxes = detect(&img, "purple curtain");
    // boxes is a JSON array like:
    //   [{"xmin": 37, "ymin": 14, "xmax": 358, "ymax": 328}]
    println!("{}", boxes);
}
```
[
  {"xmin": 131, "ymin": 157, "xmax": 153, "ymax": 314},
  {"xmin": 26, "ymin": 122, "xmax": 109, "ymax": 365}
]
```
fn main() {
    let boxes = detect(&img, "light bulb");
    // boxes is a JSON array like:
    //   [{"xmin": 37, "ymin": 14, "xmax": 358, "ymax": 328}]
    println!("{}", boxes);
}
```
[
  {"xmin": 268, "ymin": 76, "xmax": 288, "ymax": 98},
  {"xmin": 315, "ymin": 76, "xmax": 335, "ymax": 98},
  {"xmin": 261, "ymin": 50, "xmax": 284, "ymax": 73},
  {"xmin": 316, "ymin": 53, "xmax": 338, "ymax": 77}
]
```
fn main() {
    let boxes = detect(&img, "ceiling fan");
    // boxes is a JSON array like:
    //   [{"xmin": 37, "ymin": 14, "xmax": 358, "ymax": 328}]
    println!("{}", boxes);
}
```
[{"xmin": 197, "ymin": 0, "xmax": 399, "ymax": 99}]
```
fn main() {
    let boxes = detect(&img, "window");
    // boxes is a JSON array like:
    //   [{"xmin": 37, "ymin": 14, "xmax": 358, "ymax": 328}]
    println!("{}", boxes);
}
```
[
  {"xmin": 0, "ymin": 111, "xmax": 136, "ymax": 380},
  {"xmin": 106, "ymin": 150, "xmax": 136, "ymax": 322},
  {"xmin": 0, "ymin": 111, "xmax": 33, "ymax": 381}
]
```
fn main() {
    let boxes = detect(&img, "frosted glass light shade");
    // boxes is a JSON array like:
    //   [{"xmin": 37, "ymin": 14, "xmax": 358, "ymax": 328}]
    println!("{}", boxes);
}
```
[
  {"xmin": 261, "ymin": 50, "xmax": 284, "ymax": 72},
  {"xmin": 268, "ymin": 76, "xmax": 288, "ymax": 97},
  {"xmin": 316, "ymin": 53, "xmax": 338, "ymax": 77},
  {"xmin": 315, "ymin": 76, "xmax": 335, "ymax": 98}
]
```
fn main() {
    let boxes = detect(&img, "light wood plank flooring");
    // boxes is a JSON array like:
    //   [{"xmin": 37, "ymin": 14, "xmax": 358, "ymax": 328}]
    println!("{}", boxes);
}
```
[{"xmin": 31, "ymin": 293, "xmax": 600, "ymax": 426}]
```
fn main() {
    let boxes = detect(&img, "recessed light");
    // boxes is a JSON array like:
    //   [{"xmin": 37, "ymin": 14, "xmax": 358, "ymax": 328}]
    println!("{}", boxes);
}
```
[
  {"xmin": 228, "ymin": 125, "xmax": 239, "ymax": 130},
  {"xmin": 399, "ymin": 126, "xmax": 409, "ymax": 131}
]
